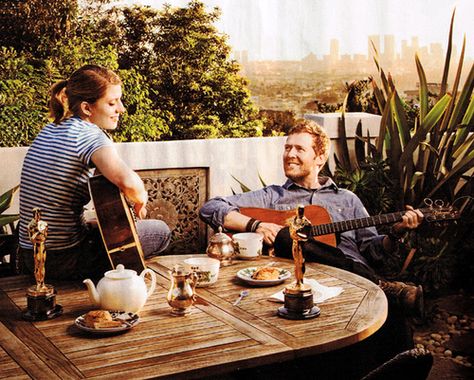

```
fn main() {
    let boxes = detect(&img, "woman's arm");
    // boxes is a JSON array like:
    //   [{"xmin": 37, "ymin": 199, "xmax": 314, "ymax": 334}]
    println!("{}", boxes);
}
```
[{"xmin": 91, "ymin": 146, "xmax": 148, "ymax": 219}]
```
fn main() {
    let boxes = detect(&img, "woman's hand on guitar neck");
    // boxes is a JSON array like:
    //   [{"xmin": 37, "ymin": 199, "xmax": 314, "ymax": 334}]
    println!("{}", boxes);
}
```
[{"xmin": 255, "ymin": 222, "xmax": 283, "ymax": 246}]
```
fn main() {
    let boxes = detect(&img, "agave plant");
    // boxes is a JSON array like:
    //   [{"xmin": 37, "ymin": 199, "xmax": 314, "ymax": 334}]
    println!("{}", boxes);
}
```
[
  {"xmin": 369, "ymin": 9, "xmax": 473, "ymax": 209},
  {"xmin": 331, "ymin": 10, "xmax": 473, "ymax": 291},
  {"xmin": 0, "ymin": 185, "xmax": 19, "ymax": 235},
  {"xmin": 327, "ymin": 102, "xmax": 398, "ymax": 216},
  {"xmin": 0, "ymin": 185, "xmax": 19, "ymax": 274},
  {"xmin": 367, "ymin": 9, "xmax": 474, "ymax": 290}
]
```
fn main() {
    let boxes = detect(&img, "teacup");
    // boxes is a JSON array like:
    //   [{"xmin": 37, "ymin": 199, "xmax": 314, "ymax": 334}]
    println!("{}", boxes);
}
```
[
  {"xmin": 183, "ymin": 257, "xmax": 220, "ymax": 287},
  {"xmin": 233, "ymin": 232, "xmax": 263, "ymax": 259}
]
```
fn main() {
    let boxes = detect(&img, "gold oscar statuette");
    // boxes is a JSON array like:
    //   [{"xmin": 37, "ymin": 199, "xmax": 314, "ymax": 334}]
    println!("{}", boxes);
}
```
[
  {"xmin": 277, "ymin": 205, "xmax": 321, "ymax": 320},
  {"xmin": 22, "ymin": 208, "xmax": 62, "ymax": 321}
]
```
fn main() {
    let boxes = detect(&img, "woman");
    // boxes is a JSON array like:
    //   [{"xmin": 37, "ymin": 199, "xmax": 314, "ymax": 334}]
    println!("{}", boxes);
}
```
[{"xmin": 19, "ymin": 65, "xmax": 171, "ymax": 280}]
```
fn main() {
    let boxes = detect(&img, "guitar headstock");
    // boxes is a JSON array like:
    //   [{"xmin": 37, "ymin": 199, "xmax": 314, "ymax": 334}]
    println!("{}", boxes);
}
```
[{"xmin": 421, "ymin": 198, "xmax": 461, "ymax": 224}]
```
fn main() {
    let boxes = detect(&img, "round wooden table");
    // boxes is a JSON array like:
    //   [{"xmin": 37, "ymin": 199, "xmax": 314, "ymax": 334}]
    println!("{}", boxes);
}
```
[{"xmin": 0, "ymin": 254, "xmax": 388, "ymax": 379}]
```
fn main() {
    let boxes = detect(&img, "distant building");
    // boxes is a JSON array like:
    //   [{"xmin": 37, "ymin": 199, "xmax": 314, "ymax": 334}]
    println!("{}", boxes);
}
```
[
  {"xmin": 384, "ymin": 35, "xmax": 396, "ymax": 63},
  {"xmin": 330, "ymin": 38, "xmax": 339, "ymax": 64}
]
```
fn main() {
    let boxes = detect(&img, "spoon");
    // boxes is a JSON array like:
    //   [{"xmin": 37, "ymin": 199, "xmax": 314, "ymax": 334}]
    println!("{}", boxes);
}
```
[{"xmin": 233, "ymin": 290, "xmax": 250, "ymax": 306}]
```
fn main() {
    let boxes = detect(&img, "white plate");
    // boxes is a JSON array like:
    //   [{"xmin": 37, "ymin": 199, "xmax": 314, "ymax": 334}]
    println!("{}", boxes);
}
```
[
  {"xmin": 75, "ymin": 311, "xmax": 139, "ymax": 334},
  {"xmin": 236, "ymin": 267, "xmax": 291, "ymax": 286}
]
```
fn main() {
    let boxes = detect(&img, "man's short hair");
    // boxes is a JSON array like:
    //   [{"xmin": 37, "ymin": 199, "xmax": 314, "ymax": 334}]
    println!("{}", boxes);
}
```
[{"xmin": 288, "ymin": 119, "xmax": 330, "ymax": 160}]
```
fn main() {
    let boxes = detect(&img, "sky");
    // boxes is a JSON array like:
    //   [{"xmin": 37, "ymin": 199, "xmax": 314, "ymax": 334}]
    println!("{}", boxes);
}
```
[{"xmin": 119, "ymin": 0, "xmax": 474, "ymax": 61}]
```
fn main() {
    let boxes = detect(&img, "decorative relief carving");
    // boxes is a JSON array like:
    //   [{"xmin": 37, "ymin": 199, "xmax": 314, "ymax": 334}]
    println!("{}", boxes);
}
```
[{"xmin": 137, "ymin": 168, "xmax": 208, "ymax": 254}]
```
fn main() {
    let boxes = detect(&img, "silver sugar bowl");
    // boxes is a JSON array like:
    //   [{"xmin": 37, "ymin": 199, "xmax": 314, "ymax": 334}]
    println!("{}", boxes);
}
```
[{"xmin": 206, "ymin": 227, "xmax": 235, "ymax": 266}]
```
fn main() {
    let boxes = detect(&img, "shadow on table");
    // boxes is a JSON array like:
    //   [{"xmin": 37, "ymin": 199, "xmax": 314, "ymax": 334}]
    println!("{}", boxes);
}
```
[{"xmin": 209, "ymin": 304, "xmax": 416, "ymax": 380}]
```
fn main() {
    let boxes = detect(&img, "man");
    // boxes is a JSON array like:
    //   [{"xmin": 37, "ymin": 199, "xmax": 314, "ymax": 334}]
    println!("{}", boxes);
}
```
[{"xmin": 200, "ymin": 119, "xmax": 424, "ymax": 316}]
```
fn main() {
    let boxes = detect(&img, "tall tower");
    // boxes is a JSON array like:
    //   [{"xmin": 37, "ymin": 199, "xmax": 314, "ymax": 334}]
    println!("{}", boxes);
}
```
[
  {"xmin": 411, "ymin": 36, "xmax": 419, "ymax": 52},
  {"xmin": 330, "ymin": 39, "xmax": 339, "ymax": 64},
  {"xmin": 384, "ymin": 35, "xmax": 396, "ymax": 63}
]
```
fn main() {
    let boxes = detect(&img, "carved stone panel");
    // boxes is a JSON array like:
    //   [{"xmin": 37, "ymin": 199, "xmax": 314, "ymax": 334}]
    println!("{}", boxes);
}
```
[{"xmin": 137, "ymin": 168, "xmax": 208, "ymax": 254}]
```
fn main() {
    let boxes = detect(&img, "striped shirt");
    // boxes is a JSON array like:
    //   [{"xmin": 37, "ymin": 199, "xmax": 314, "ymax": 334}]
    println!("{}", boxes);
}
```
[{"xmin": 19, "ymin": 117, "xmax": 113, "ymax": 250}]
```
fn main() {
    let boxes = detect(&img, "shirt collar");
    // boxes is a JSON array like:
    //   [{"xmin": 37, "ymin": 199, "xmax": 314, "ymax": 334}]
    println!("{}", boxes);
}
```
[{"xmin": 283, "ymin": 177, "xmax": 339, "ymax": 192}]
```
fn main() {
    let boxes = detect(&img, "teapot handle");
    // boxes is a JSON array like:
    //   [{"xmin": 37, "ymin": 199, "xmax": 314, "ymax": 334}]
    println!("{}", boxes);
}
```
[{"xmin": 140, "ymin": 268, "xmax": 157, "ymax": 299}]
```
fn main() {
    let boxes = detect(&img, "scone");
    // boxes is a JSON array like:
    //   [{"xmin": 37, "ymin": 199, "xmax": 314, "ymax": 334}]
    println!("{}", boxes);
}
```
[
  {"xmin": 84, "ymin": 310, "xmax": 122, "ymax": 329},
  {"xmin": 251, "ymin": 267, "xmax": 280, "ymax": 280}
]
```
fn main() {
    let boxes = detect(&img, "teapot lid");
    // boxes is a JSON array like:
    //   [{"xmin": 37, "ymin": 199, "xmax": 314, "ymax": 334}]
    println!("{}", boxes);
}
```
[
  {"xmin": 209, "ymin": 226, "xmax": 232, "ymax": 243},
  {"xmin": 105, "ymin": 264, "xmax": 137, "ymax": 279}
]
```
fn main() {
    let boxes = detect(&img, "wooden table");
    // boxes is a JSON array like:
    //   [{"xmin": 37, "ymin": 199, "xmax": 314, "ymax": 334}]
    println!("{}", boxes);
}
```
[{"xmin": 0, "ymin": 255, "xmax": 387, "ymax": 379}]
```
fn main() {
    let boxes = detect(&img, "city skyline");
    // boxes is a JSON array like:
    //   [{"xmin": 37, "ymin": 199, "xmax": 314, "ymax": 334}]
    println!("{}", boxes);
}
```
[
  {"xmin": 234, "ymin": 33, "xmax": 453, "ymax": 65},
  {"xmin": 121, "ymin": 0, "xmax": 474, "ymax": 60}
]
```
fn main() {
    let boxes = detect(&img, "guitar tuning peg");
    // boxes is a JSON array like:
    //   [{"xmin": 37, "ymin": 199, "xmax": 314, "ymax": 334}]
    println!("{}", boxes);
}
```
[
  {"xmin": 434, "ymin": 199, "xmax": 444, "ymax": 208},
  {"xmin": 424, "ymin": 198, "xmax": 434, "ymax": 208}
]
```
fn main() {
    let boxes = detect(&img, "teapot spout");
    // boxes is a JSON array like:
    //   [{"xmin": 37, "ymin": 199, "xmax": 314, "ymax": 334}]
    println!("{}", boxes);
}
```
[{"xmin": 83, "ymin": 278, "xmax": 100, "ymax": 306}]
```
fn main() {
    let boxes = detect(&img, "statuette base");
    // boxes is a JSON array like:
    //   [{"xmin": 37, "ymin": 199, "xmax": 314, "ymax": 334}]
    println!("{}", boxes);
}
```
[
  {"xmin": 23, "ymin": 286, "xmax": 62, "ymax": 321},
  {"xmin": 277, "ymin": 286, "xmax": 320, "ymax": 320}
]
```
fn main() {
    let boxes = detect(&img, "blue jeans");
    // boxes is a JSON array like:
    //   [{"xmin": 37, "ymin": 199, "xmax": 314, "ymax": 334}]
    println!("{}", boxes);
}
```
[
  {"xmin": 21, "ymin": 219, "xmax": 171, "ymax": 280},
  {"xmin": 136, "ymin": 219, "xmax": 171, "ymax": 257}
]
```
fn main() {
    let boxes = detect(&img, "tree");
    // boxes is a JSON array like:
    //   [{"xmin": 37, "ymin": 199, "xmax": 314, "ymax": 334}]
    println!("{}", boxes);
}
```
[
  {"xmin": 146, "ymin": 1, "xmax": 262, "ymax": 139},
  {"xmin": 0, "ymin": 0, "xmax": 78, "ymax": 57},
  {"xmin": 258, "ymin": 110, "xmax": 297, "ymax": 136},
  {"xmin": 0, "ymin": 0, "xmax": 262, "ymax": 145}
]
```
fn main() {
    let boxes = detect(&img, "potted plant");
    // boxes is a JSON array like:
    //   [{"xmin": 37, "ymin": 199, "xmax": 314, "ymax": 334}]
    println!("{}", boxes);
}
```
[{"xmin": 0, "ymin": 185, "xmax": 19, "ymax": 276}]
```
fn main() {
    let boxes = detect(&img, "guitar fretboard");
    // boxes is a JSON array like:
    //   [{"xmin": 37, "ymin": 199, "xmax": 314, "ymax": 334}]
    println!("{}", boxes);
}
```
[{"xmin": 310, "ymin": 210, "xmax": 411, "ymax": 237}]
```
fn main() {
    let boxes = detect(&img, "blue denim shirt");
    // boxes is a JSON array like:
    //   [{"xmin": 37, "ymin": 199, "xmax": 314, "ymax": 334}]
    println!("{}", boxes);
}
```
[{"xmin": 199, "ymin": 177, "xmax": 386, "ymax": 267}]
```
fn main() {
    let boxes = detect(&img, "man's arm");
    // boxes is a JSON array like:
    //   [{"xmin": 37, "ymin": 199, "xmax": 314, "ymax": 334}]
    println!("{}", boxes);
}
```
[
  {"xmin": 91, "ymin": 146, "xmax": 148, "ymax": 219},
  {"xmin": 199, "ymin": 189, "xmax": 283, "ymax": 245},
  {"xmin": 224, "ymin": 211, "xmax": 282, "ymax": 245}
]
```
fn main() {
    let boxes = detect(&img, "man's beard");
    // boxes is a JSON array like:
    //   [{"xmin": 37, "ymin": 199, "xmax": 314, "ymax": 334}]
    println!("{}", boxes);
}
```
[{"xmin": 284, "ymin": 161, "xmax": 311, "ymax": 183}]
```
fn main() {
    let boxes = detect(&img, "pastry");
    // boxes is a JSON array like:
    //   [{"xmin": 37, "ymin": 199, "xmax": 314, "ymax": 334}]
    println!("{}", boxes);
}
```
[
  {"xmin": 251, "ymin": 267, "xmax": 280, "ymax": 280},
  {"xmin": 83, "ymin": 310, "xmax": 121, "ymax": 329}
]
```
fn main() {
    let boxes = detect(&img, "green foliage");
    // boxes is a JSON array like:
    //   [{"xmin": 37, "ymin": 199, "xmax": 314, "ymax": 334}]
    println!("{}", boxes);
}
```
[
  {"xmin": 327, "ymin": 112, "xmax": 397, "ymax": 215},
  {"xmin": 230, "ymin": 173, "xmax": 267, "ymax": 195},
  {"xmin": 0, "ymin": 0, "xmax": 262, "ymax": 146},
  {"xmin": 113, "ymin": 69, "xmax": 170, "ymax": 142},
  {"xmin": 369, "ymin": 15, "xmax": 473, "ymax": 209},
  {"xmin": 0, "ymin": 186, "xmax": 19, "ymax": 273},
  {"xmin": 0, "ymin": 48, "xmax": 48, "ymax": 147},
  {"xmin": 362, "ymin": 10, "xmax": 472, "ymax": 291},
  {"xmin": 334, "ymin": 157, "xmax": 396, "ymax": 215},
  {"xmin": 259, "ymin": 110, "xmax": 298, "ymax": 136},
  {"xmin": 0, "ymin": 0, "xmax": 79, "ymax": 58},
  {"xmin": 143, "ymin": 0, "xmax": 262, "ymax": 139},
  {"xmin": 0, "ymin": 186, "xmax": 19, "ymax": 234},
  {"xmin": 345, "ymin": 79, "xmax": 379, "ymax": 114}
]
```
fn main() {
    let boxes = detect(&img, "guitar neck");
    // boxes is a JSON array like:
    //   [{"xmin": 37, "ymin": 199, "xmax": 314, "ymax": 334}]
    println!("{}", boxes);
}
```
[{"xmin": 310, "ymin": 210, "xmax": 408, "ymax": 237}]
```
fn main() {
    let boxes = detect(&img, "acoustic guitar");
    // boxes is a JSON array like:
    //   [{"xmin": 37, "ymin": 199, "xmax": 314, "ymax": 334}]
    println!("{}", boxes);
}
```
[
  {"xmin": 88, "ymin": 175, "xmax": 146, "ymax": 273},
  {"xmin": 240, "ymin": 204, "xmax": 460, "ymax": 247}
]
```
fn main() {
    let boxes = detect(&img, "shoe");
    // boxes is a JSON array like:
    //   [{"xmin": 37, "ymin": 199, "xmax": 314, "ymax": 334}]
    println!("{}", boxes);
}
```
[{"xmin": 379, "ymin": 280, "xmax": 424, "ymax": 318}]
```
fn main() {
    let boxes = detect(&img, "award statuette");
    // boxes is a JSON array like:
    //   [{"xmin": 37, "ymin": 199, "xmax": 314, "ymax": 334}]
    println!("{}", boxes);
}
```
[
  {"xmin": 22, "ymin": 208, "xmax": 62, "ymax": 321},
  {"xmin": 277, "ymin": 206, "xmax": 320, "ymax": 320}
]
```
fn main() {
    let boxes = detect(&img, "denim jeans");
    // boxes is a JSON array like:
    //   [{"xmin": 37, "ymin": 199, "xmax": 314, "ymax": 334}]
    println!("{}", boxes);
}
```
[
  {"xmin": 136, "ymin": 219, "xmax": 171, "ymax": 257},
  {"xmin": 21, "ymin": 219, "xmax": 171, "ymax": 281}
]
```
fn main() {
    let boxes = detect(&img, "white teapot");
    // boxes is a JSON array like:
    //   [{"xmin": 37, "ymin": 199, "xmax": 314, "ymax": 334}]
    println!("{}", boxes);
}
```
[{"xmin": 83, "ymin": 264, "xmax": 156, "ymax": 313}]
